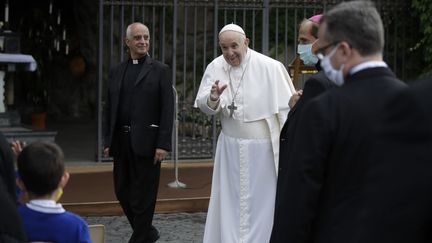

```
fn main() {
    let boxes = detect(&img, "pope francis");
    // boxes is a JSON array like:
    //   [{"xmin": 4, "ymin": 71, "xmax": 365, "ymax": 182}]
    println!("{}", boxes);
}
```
[{"xmin": 195, "ymin": 23, "xmax": 295, "ymax": 243}]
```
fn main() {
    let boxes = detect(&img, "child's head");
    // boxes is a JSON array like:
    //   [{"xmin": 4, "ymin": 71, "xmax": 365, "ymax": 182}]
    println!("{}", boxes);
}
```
[{"xmin": 17, "ymin": 141, "xmax": 68, "ymax": 198}]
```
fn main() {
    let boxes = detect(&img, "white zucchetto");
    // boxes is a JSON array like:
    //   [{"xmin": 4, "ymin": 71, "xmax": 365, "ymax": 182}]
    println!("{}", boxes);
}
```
[{"xmin": 219, "ymin": 23, "xmax": 246, "ymax": 36}]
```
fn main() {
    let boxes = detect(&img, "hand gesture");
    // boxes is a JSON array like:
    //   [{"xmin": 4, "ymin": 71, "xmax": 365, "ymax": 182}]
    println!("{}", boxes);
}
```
[
  {"xmin": 11, "ymin": 140, "xmax": 26, "ymax": 156},
  {"xmin": 210, "ymin": 80, "xmax": 228, "ymax": 101}
]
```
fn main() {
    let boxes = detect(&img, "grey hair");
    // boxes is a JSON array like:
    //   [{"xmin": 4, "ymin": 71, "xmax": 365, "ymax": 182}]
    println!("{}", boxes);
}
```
[
  {"xmin": 125, "ymin": 22, "xmax": 147, "ymax": 40},
  {"xmin": 126, "ymin": 24, "xmax": 133, "ymax": 40},
  {"xmin": 321, "ymin": 0, "xmax": 384, "ymax": 56}
]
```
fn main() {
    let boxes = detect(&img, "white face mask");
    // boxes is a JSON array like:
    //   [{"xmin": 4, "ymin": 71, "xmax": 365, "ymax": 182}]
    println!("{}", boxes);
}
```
[
  {"xmin": 297, "ymin": 43, "xmax": 318, "ymax": 66},
  {"xmin": 318, "ymin": 44, "xmax": 345, "ymax": 86}
]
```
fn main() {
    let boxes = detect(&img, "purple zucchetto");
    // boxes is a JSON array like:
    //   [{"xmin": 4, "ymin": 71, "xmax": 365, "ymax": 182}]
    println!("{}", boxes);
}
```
[{"xmin": 308, "ymin": 14, "xmax": 322, "ymax": 23}]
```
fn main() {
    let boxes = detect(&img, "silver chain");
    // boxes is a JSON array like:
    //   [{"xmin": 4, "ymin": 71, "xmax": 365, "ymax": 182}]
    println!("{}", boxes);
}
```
[{"xmin": 228, "ymin": 54, "xmax": 250, "ymax": 105}]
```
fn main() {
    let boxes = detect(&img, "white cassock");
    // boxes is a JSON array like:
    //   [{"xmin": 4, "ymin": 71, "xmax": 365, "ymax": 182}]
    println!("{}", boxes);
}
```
[{"xmin": 195, "ymin": 48, "xmax": 295, "ymax": 243}]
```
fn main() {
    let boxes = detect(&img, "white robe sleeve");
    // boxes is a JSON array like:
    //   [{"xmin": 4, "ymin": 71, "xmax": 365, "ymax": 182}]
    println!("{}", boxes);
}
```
[{"xmin": 194, "ymin": 62, "xmax": 222, "ymax": 115}]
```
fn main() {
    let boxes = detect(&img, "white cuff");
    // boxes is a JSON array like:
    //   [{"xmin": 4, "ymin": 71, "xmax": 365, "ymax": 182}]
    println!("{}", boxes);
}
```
[{"xmin": 207, "ymin": 96, "xmax": 220, "ymax": 110}]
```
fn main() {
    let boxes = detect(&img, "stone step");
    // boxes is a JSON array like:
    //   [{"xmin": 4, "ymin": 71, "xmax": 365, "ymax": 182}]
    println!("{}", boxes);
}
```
[
  {"xmin": 0, "ymin": 125, "xmax": 57, "ymax": 144},
  {"xmin": 61, "ymin": 162, "xmax": 213, "ymax": 217}
]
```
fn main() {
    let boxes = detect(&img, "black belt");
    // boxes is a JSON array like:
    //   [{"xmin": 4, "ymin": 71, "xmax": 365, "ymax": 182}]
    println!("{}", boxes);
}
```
[{"xmin": 119, "ymin": 125, "xmax": 131, "ymax": 133}]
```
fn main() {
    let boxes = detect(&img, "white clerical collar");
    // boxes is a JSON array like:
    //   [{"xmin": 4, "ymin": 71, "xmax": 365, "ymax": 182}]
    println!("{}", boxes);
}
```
[
  {"xmin": 223, "ymin": 48, "xmax": 251, "ymax": 72},
  {"xmin": 27, "ymin": 199, "xmax": 65, "ymax": 214},
  {"xmin": 131, "ymin": 54, "xmax": 148, "ymax": 65},
  {"xmin": 350, "ymin": 60, "xmax": 387, "ymax": 75}
]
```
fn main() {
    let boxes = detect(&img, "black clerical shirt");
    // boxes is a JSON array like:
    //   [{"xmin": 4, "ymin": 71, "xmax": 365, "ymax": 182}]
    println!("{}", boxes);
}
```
[{"xmin": 117, "ymin": 55, "xmax": 147, "ymax": 126}]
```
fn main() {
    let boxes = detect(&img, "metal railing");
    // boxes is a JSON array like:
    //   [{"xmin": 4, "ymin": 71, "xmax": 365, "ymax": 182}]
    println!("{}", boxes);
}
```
[{"xmin": 97, "ymin": 0, "xmax": 409, "ymax": 162}]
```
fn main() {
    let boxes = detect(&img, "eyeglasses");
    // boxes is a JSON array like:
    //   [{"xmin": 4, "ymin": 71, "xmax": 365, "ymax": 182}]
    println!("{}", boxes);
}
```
[{"xmin": 315, "ymin": 42, "xmax": 339, "ymax": 59}]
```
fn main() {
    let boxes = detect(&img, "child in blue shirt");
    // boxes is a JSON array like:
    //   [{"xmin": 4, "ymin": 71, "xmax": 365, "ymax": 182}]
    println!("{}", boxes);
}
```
[{"xmin": 17, "ymin": 141, "xmax": 91, "ymax": 243}]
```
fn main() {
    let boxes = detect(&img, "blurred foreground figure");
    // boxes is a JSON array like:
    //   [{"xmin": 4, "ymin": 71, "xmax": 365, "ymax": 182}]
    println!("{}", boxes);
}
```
[{"xmin": 273, "ymin": 1, "xmax": 432, "ymax": 242}]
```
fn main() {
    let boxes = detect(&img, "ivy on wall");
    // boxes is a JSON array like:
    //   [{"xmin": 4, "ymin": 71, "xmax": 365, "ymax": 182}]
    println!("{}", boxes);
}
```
[{"xmin": 412, "ymin": 0, "xmax": 432, "ymax": 74}]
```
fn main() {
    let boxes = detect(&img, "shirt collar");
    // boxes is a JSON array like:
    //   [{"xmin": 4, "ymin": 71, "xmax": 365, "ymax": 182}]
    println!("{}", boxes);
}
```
[
  {"xmin": 349, "ymin": 60, "xmax": 387, "ymax": 75},
  {"xmin": 27, "ymin": 199, "xmax": 65, "ymax": 214},
  {"xmin": 131, "ymin": 54, "xmax": 148, "ymax": 65}
]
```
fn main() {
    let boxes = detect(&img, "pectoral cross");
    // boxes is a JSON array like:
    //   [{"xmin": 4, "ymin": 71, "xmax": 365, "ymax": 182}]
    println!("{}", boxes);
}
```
[{"xmin": 228, "ymin": 101, "xmax": 237, "ymax": 118}]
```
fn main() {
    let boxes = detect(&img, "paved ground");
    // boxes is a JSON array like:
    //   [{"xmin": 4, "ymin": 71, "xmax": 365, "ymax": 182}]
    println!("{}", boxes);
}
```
[{"xmin": 85, "ymin": 212, "xmax": 206, "ymax": 243}]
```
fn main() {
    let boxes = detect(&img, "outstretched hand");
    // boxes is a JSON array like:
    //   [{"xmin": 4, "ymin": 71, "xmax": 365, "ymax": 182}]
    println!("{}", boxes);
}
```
[
  {"xmin": 210, "ymin": 80, "xmax": 228, "ymax": 101},
  {"xmin": 11, "ymin": 140, "xmax": 26, "ymax": 156}
]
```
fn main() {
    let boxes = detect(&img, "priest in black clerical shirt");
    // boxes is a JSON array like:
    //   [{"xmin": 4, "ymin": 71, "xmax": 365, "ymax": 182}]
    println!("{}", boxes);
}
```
[{"xmin": 103, "ymin": 22, "xmax": 174, "ymax": 243}]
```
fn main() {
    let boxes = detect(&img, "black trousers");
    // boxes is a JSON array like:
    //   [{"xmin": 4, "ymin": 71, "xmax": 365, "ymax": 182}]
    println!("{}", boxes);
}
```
[{"xmin": 113, "ymin": 129, "xmax": 161, "ymax": 243}]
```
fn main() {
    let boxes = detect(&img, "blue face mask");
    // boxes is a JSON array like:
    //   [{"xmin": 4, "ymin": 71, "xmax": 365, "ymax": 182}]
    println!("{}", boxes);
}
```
[{"xmin": 297, "ymin": 43, "xmax": 319, "ymax": 66}]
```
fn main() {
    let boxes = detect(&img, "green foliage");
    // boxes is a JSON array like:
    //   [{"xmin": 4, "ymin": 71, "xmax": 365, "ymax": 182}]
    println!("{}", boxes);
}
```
[{"xmin": 412, "ymin": 0, "xmax": 432, "ymax": 74}]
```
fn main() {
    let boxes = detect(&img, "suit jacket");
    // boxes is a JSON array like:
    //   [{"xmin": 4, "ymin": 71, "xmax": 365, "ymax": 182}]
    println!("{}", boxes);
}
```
[
  {"xmin": 103, "ymin": 56, "xmax": 174, "ymax": 157},
  {"xmin": 276, "ymin": 67, "xmax": 432, "ymax": 243},
  {"xmin": 271, "ymin": 70, "xmax": 335, "ymax": 242},
  {"xmin": 410, "ymin": 76, "xmax": 432, "ymax": 121},
  {"xmin": 369, "ymin": 75, "xmax": 432, "ymax": 243}
]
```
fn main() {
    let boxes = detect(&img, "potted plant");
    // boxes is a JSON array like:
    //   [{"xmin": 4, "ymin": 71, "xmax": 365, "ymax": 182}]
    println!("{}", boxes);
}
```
[
  {"xmin": 28, "ymin": 69, "xmax": 49, "ymax": 129},
  {"xmin": 29, "ymin": 93, "xmax": 47, "ymax": 129}
]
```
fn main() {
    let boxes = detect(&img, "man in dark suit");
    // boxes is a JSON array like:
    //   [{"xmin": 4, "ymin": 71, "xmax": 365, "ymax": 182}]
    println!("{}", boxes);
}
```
[
  {"xmin": 103, "ymin": 22, "xmax": 174, "ymax": 243},
  {"xmin": 273, "ymin": 1, "xmax": 432, "ymax": 242},
  {"xmin": 270, "ymin": 14, "xmax": 335, "ymax": 242}
]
